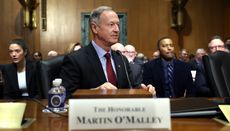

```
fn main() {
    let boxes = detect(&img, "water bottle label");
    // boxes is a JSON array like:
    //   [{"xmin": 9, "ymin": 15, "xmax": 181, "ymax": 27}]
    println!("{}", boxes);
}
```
[{"xmin": 48, "ymin": 94, "xmax": 65, "ymax": 109}]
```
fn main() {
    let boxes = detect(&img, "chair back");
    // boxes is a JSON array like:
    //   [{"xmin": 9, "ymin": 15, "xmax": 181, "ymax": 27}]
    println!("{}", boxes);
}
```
[
  {"xmin": 0, "ymin": 65, "xmax": 4, "ymax": 99},
  {"xmin": 39, "ymin": 55, "xmax": 64, "ymax": 98},
  {"xmin": 203, "ymin": 51, "xmax": 230, "ymax": 97}
]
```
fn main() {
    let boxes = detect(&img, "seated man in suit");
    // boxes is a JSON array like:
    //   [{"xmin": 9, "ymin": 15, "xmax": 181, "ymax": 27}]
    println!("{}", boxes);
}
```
[
  {"xmin": 112, "ymin": 43, "xmax": 143, "ymax": 87},
  {"xmin": 60, "ymin": 6, "xmax": 155, "ymax": 97},
  {"xmin": 188, "ymin": 48, "xmax": 212, "ymax": 97},
  {"xmin": 143, "ymin": 37, "xmax": 194, "ymax": 98}
]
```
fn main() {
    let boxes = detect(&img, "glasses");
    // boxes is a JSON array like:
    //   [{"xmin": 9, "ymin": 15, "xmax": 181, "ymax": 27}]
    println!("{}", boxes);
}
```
[{"xmin": 209, "ymin": 45, "xmax": 225, "ymax": 50}]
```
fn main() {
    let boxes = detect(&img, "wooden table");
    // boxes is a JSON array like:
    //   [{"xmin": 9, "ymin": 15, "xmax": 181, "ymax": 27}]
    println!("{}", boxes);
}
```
[
  {"xmin": 21, "ymin": 100, "xmax": 225, "ymax": 131},
  {"xmin": 72, "ymin": 89, "xmax": 153, "ymax": 98},
  {"xmin": 1, "ymin": 89, "xmax": 227, "ymax": 130}
]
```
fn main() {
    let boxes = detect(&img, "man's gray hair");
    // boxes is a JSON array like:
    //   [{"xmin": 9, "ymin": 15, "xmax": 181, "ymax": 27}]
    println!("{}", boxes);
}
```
[
  {"xmin": 89, "ymin": 6, "xmax": 113, "ymax": 25},
  {"xmin": 196, "ymin": 48, "xmax": 206, "ymax": 54}
]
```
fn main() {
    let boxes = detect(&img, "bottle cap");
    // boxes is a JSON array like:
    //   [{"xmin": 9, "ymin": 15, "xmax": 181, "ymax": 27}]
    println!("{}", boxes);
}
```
[{"xmin": 52, "ymin": 78, "xmax": 62, "ymax": 86}]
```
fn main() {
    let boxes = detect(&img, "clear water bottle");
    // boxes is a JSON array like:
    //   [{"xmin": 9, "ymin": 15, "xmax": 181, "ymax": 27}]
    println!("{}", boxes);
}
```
[{"xmin": 48, "ymin": 78, "xmax": 66, "ymax": 112}]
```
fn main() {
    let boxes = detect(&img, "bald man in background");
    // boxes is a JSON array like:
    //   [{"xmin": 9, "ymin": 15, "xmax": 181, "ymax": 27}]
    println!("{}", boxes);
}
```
[{"xmin": 112, "ymin": 43, "xmax": 143, "ymax": 87}]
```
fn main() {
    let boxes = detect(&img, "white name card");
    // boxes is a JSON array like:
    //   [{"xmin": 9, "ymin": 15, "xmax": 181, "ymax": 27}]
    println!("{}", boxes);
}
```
[{"xmin": 69, "ymin": 98, "xmax": 171, "ymax": 130}]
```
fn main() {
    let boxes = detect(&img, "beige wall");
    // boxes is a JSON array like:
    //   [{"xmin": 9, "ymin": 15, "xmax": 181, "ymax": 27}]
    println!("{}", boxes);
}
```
[{"xmin": 0, "ymin": 0, "xmax": 229, "ymax": 63}]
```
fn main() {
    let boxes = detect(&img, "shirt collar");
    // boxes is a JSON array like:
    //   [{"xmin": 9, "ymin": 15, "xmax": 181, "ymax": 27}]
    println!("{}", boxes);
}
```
[
  {"xmin": 161, "ymin": 58, "xmax": 174, "ymax": 67},
  {"xmin": 91, "ymin": 40, "xmax": 112, "ymax": 58}
]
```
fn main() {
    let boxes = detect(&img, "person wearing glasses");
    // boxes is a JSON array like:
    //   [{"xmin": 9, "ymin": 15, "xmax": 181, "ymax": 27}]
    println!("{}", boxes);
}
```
[
  {"xmin": 190, "ymin": 35, "xmax": 227, "ymax": 97},
  {"xmin": 208, "ymin": 35, "xmax": 225, "ymax": 54}
]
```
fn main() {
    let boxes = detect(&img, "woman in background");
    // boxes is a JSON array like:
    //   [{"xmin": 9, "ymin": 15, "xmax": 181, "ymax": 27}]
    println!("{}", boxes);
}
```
[{"xmin": 2, "ymin": 38, "xmax": 40, "ymax": 99}]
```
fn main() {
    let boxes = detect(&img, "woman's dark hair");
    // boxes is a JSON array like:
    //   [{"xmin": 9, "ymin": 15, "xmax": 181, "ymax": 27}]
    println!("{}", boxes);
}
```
[{"xmin": 9, "ymin": 38, "xmax": 30, "ymax": 59}]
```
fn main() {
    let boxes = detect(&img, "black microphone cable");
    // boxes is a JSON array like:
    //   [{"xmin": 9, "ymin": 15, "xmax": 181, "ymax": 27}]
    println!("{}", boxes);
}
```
[{"xmin": 116, "ymin": 50, "xmax": 132, "ymax": 88}]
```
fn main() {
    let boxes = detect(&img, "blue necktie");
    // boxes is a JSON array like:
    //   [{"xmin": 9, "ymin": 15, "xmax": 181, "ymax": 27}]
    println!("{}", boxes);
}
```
[{"xmin": 167, "ymin": 63, "xmax": 175, "ymax": 97}]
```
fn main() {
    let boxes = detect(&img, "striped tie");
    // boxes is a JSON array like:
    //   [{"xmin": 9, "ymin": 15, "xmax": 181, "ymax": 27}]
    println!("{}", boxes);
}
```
[{"xmin": 167, "ymin": 63, "xmax": 174, "ymax": 97}]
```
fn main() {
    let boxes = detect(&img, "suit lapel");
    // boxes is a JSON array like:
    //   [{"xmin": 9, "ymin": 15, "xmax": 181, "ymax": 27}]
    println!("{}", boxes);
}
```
[
  {"xmin": 86, "ymin": 44, "xmax": 107, "ymax": 84},
  {"xmin": 112, "ymin": 51, "xmax": 123, "ymax": 87},
  {"xmin": 26, "ymin": 61, "xmax": 33, "ymax": 90},
  {"xmin": 10, "ymin": 64, "xmax": 20, "ymax": 90},
  {"xmin": 173, "ymin": 60, "xmax": 180, "ymax": 94},
  {"xmin": 157, "ymin": 59, "xmax": 165, "ymax": 95}
]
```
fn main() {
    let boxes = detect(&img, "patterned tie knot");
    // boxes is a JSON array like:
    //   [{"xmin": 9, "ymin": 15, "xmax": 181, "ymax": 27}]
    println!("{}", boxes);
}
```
[{"xmin": 104, "ymin": 53, "xmax": 111, "ymax": 59}]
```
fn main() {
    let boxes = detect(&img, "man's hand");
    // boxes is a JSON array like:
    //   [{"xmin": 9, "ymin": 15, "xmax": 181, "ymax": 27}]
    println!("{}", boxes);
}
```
[
  {"xmin": 141, "ymin": 83, "xmax": 156, "ymax": 97},
  {"xmin": 92, "ymin": 82, "xmax": 118, "ymax": 90}
]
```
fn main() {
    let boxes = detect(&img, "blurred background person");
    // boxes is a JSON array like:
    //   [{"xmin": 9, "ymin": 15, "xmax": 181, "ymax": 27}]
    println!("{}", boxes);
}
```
[
  {"xmin": 124, "ymin": 44, "xmax": 137, "ymax": 63},
  {"xmin": 111, "ymin": 42, "xmax": 127, "ymax": 55},
  {"xmin": 32, "ymin": 51, "xmax": 42, "ymax": 61},
  {"xmin": 1, "ymin": 38, "xmax": 40, "ymax": 99},
  {"xmin": 125, "ymin": 44, "xmax": 144, "ymax": 64},
  {"xmin": 152, "ymin": 50, "xmax": 160, "ymax": 60},
  {"xmin": 112, "ymin": 43, "xmax": 143, "ymax": 87},
  {"xmin": 178, "ymin": 49, "xmax": 190, "ymax": 62},
  {"xmin": 65, "ymin": 42, "xmax": 82, "ymax": 54},
  {"xmin": 47, "ymin": 50, "xmax": 59, "ymax": 59},
  {"xmin": 188, "ymin": 48, "xmax": 211, "ymax": 97},
  {"xmin": 208, "ymin": 35, "xmax": 225, "ymax": 54}
]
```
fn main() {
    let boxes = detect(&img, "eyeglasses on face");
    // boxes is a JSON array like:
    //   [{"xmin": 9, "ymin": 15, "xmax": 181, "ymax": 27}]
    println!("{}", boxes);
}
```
[{"xmin": 209, "ymin": 45, "xmax": 225, "ymax": 49}]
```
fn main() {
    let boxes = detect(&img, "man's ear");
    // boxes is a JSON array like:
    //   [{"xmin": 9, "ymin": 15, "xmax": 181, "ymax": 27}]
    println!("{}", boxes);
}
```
[{"xmin": 91, "ymin": 22, "xmax": 99, "ymax": 34}]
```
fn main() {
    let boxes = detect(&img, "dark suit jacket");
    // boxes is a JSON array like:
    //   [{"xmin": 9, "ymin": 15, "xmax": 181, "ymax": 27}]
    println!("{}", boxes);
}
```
[
  {"xmin": 188, "ymin": 59, "xmax": 212, "ymax": 97},
  {"xmin": 2, "ymin": 60, "xmax": 40, "ymax": 99},
  {"xmin": 143, "ymin": 58, "xmax": 194, "ymax": 97},
  {"xmin": 60, "ymin": 43, "xmax": 135, "ymax": 97},
  {"xmin": 129, "ymin": 63, "xmax": 143, "ymax": 87}
]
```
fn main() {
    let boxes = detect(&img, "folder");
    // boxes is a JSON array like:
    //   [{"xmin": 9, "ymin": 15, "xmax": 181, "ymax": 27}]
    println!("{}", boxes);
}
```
[
  {"xmin": 170, "ymin": 98, "xmax": 221, "ymax": 117},
  {"xmin": 0, "ymin": 102, "xmax": 26, "ymax": 129}
]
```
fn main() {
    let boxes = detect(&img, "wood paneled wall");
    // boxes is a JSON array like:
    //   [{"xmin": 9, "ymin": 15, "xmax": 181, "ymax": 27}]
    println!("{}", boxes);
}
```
[
  {"xmin": 0, "ymin": 0, "xmax": 229, "ymax": 63},
  {"xmin": 0, "ymin": 0, "xmax": 40, "ymax": 64}
]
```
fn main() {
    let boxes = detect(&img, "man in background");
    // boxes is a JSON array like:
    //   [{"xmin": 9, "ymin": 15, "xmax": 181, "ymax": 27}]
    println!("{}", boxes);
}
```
[
  {"xmin": 143, "ymin": 37, "xmax": 194, "ymax": 98},
  {"xmin": 208, "ymin": 35, "xmax": 225, "ymax": 53},
  {"xmin": 112, "ymin": 43, "xmax": 143, "ymax": 87},
  {"xmin": 189, "ymin": 48, "xmax": 211, "ymax": 97}
]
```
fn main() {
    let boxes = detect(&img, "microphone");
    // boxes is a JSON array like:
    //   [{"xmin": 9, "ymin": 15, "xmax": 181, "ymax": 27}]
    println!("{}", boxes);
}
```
[{"xmin": 116, "ymin": 50, "xmax": 132, "ymax": 89}]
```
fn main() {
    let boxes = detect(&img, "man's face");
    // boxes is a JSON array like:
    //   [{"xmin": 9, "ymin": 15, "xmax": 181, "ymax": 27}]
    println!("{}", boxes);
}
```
[
  {"xmin": 180, "ymin": 50, "xmax": 189, "ymax": 62},
  {"xmin": 209, "ymin": 39, "xmax": 225, "ymax": 54},
  {"xmin": 196, "ymin": 50, "xmax": 206, "ymax": 61},
  {"xmin": 94, "ymin": 11, "xmax": 120, "ymax": 47},
  {"xmin": 125, "ymin": 45, "xmax": 137, "ymax": 62},
  {"xmin": 152, "ymin": 51, "xmax": 160, "ymax": 59},
  {"xmin": 159, "ymin": 38, "xmax": 175, "ymax": 61},
  {"xmin": 33, "ymin": 52, "xmax": 42, "ymax": 61},
  {"xmin": 9, "ymin": 44, "xmax": 26, "ymax": 63}
]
